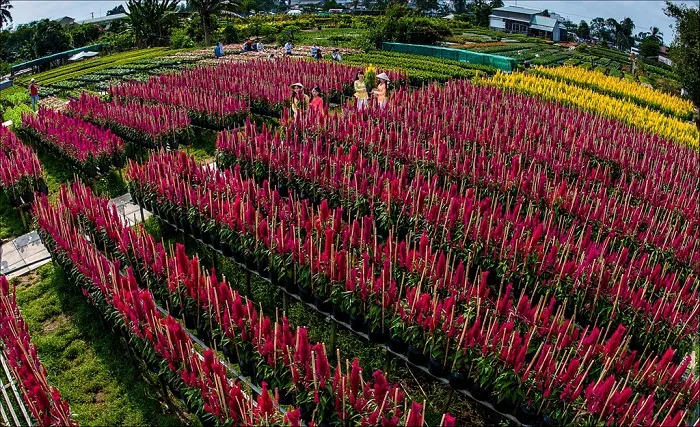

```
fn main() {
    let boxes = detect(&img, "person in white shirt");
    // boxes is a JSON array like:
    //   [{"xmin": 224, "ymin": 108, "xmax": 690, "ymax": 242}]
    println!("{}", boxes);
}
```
[
  {"xmin": 331, "ymin": 49, "xmax": 342, "ymax": 62},
  {"xmin": 284, "ymin": 41, "xmax": 293, "ymax": 56}
]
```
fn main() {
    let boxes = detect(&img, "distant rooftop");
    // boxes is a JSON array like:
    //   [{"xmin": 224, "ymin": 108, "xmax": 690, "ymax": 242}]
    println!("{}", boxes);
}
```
[
  {"xmin": 492, "ymin": 6, "xmax": 543, "ymax": 15},
  {"xmin": 76, "ymin": 13, "xmax": 128, "ymax": 25}
]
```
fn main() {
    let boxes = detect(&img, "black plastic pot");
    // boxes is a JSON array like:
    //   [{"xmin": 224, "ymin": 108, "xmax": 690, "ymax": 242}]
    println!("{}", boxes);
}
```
[
  {"xmin": 222, "ymin": 344, "xmax": 239, "ymax": 364},
  {"xmin": 239, "ymin": 360, "xmax": 256, "ymax": 378},
  {"xmin": 494, "ymin": 398, "xmax": 515, "ymax": 415},
  {"xmin": 277, "ymin": 184, "xmax": 289, "ymax": 198},
  {"xmin": 332, "ymin": 305, "xmax": 349, "ymax": 323},
  {"xmin": 113, "ymin": 156, "xmax": 125, "ymax": 168},
  {"xmin": 257, "ymin": 259, "xmax": 269, "ymax": 279},
  {"xmin": 38, "ymin": 183, "xmax": 49, "ymax": 195},
  {"xmin": 407, "ymin": 345, "xmax": 427, "ymax": 367},
  {"xmin": 221, "ymin": 242, "xmax": 233, "ymax": 257},
  {"xmin": 22, "ymin": 190, "xmax": 34, "ymax": 204},
  {"xmin": 300, "ymin": 403, "xmax": 314, "ymax": 423},
  {"xmin": 183, "ymin": 313, "xmax": 198, "ymax": 330},
  {"xmin": 388, "ymin": 336, "xmax": 407, "ymax": 354},
  {"xmin": 515, "ymin": 404, "xmax": 538, "ymax": 425},
  {"xmin": 538, "ymin": 415, "xmax": 557, "ymax": 427},
  {"xmin": 313, "ymin": 292, "xmax": 332, "ymax": 313},
  {"xmin": 298, "ymin": 285, "xmax": 313, "ymax": 303},
  {"xmin": 284, "ymin": 276, "xmax": 298, "ymax": 294},
  {"xmin": 279, "ymin": 389, "xmax": 295, "ymax": 406},
  {"xmin": 428, "ymin": 357, "xmax": 447, "ymax": 378},
  {"xmin": 210, "ymin": 232, "xmax": 220, "ymax": 250},
  {"xmin": 471, "ymin": 383, "xmax": 491, "ymax": 402},
  {"xmin": 10, "ymin": 194, "xmax": 21, "ymax": 208},
  {"xmin": 368, "ymin": 327, "xmax": 388, "ymax": 344},
  {"xmin": 349, "ymin": 313, "xmax": 366, "ymax": 333},
  {"xmin": 448, "ymin": 370, "xmax": 468, "ymax": 390}
]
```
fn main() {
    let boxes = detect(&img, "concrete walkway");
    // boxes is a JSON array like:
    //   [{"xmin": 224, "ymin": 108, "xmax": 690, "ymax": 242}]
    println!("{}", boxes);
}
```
[{"xmin": 0, "ymin": 193, "xmax": 150, "ymax": 279}]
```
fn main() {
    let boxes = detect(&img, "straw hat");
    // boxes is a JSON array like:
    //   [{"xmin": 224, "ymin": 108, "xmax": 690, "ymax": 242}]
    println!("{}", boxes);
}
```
[
  {"xmin": 290, "ymin": 83, "xmax": 304, "ymax": 89},
  {"xmin": 30, "ymin": 78, "xmax": 35, "ymax": 83},
  {"xmin": 376, "ymin": 73, "xmax": 390, "ymax": 82}
]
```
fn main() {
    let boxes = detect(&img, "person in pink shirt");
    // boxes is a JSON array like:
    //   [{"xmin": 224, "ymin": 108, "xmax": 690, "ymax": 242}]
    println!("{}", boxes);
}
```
[{"xmin": 309, "ymin": 86, "xmax": 325, "ymax": 117}]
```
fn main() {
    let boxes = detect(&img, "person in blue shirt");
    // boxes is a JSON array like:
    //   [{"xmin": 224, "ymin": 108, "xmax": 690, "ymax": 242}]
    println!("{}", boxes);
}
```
[{"xmin": 214, "ymin": 41, "xmax": 224, "ymax": 58}]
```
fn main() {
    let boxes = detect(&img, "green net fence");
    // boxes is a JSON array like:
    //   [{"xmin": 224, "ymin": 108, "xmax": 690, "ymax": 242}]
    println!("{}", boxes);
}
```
[{"xmin": 382, "ymin": 42, "xmax": 518, "ymax": 72}]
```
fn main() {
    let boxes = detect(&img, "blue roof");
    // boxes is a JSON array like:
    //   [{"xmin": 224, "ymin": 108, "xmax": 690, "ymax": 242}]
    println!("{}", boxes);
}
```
[
  {"xmin": 531, "ymin": 15, "xmax": 558, "ymax": 28},
  {"xmin": 492, "ymin": 6, "xmax": 543, "ymax": 15}
]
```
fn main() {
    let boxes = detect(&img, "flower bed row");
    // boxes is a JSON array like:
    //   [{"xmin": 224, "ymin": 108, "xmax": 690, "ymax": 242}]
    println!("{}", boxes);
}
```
[
  {"xmin": 0, "ymin": 126, "xmax": 46, "ymax": 207},
  {"xmin": 531, "ymin": 65, "xmax": 694, "ymax": 120},
  {"xmin": 19, "ymin": 109, "xmax": 126, "ymax": 177},
  {"xmin": 56, "ymin": 181, "xmax": 450, "ymax": 427},
  {"xmin": 34, "ymin": 193, "xmax": 297, "ymax": 427},
  {"xmin": 110, "ymin": 84, "xmax": 248, "ymax": 130},
  {"xmin": 0, "ymin": 275, "xmax": 77, "ymax": 426},
  {"xmin": 270, "ymin": 82, "xmax": 700, "ymax": 292},
  {"xmin": 216, "ymin": 116, "xmax": 699, "ymax": 357},
  {"xmin": 484, "ymin": 71, "xmax": 699, "ymax": 147},
  {"xmin": 67, "ymin": 93, "xmax": 192, "ymax": 150},
  {"xmin": 127, "ymin": 152, "xmax": 697, "ymax": 426},
  {"xmin": 111, "ymin": 58, "xmax": 404, "ymax": 118}
]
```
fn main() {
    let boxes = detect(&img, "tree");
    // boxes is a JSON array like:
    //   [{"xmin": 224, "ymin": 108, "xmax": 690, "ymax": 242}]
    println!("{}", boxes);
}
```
[
  {"xmin": 189, "ymin": 0, "xmax": 238, "ymax": 46},
  {"xmin": 664, "ymin": 0, "xmax": 699, "ymax": 127},
  {"xmin": 126, "ymin": 0, "xmax": 179, "ymax": 47},
  {"xmin": 453, "ymin": 0, "xmax": 467, "ymax": 14},
  {"xmin": 576, "ymin": 20, "xmax": 590, "ymax": 39},
  {"xmin": 618, "ymin": 17, "xmax": 635, "ymax": 50},
  {"xmin": 590, "ymin": 17, "xmax": 610, "ymax": 42},
  {"xmin": 648, "ymin": 26, "xmax": 663, "ymax": 43},
  {"xmin": 70, "ymin": 24, "xmax": 102, "ymax": 48},
  {"xmin": 415, "ymin": 0, "xmax": 438, "ymax": 12},
  {"xmin": 33, "ymin": 19, "xmax": 71, "ymax": 57},
  {"xmin": 107, "ymin": 4, "xmax": 127, "ymax": 15},
  {"xmin": 468, "ymin": 0, "xmax": 495, "ymax": 27},
  {"xmin": 639, "ymin": 36, "xmax": 660, "ymax": 58},
  {"xmin": 0, "ymin": 0, "xmax": 12, "ymax": 29},
  {"xmin": 541, "ymin": 9, "xmax": 550, "ymax": 17}
]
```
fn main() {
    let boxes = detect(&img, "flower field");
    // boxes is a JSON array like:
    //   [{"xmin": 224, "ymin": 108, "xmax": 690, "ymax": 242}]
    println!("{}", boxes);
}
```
[
  {"xmin": 68, "ymin": 93, "xmax": 192, "ymax": 149},
  {"xmin": 484, "ymin": 71, "xmax": 699, "ymax": 148},
  {"xmin": 19, "ymin": 109, "xmax": 126, "ymax": 177},
  {"xmin": 109, "ymin": 58, "xmax": 405, "ymax": 117},
  {"xmin": 1, "ymin": 47, "xmax": 698, "ymax": 427},
  {"xmin": 0, "ymin": 275, "xmax": 76, "ymax": 426},
  {"xmin": 0, "ymin": 126, "xmax": 46, "ymax": 207},
  {"xmin": 531, "ymin": 66, "xmax": 695, "ymax": 120}
]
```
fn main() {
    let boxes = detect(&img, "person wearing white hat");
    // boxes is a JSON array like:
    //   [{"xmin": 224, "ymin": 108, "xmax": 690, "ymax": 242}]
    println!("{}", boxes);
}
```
[
  {"xmin": 372, "ymin": 73, "xmax": 390, "ymax": 109},
  {"xmin": 290, "ymin": 83, "xmax": 309, "ymax": 120},
  {"xmin": 29, "ymin": 78, "xmax": 39, "ymax": 112}
]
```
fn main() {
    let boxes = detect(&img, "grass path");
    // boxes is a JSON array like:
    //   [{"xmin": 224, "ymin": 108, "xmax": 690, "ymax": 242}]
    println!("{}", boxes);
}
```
[{"xmin": 12, "ymin": 265, "xmax": 187, "ymax": 426}]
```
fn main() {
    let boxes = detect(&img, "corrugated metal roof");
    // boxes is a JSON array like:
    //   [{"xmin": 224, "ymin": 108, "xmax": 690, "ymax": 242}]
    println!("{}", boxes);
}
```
[
  {"xmin": 530, "ymin": 24, "xmax": 554, "ymax": 32},
  {"xmin": 492, "ymin": 6, "xmax": 542, "ymax": 15},
  {"xmin": 77, "ymin": 13, "xmax": 128, "ymax": 25},
  {"xmin": 531, "ymin": 15, "xmax": 558, "ymax": 27}
]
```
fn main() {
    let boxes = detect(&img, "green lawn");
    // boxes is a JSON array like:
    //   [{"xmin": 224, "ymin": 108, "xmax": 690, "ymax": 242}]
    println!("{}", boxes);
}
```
[{"xmin": 12, "ymin": 265, "xmax": 187, "ymax": 426}]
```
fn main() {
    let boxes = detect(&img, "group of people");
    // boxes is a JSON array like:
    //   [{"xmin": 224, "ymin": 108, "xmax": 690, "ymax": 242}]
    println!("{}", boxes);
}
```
[
  {"xmin": 214, "ymin": 40, "xmax": 345, "ymax": 63},
  {"xmin": 290, "ymin": 84, "xmax": 325, "ymax": 119},
  {"xmin": 353, "ymin": 71, "xmax": 389, "ymax": 110},
  {"xmin": 289, "ymin": 70, "xmax": 390, "ymax": 120},
  {"xmin": 309, "ymin": 44, "xmax": 343, "ymax": 62}
]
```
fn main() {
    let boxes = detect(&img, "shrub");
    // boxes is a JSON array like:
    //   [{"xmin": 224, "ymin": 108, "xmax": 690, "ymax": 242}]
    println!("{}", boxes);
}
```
[
  {"xmin": 3, "ymin": 104, "xmax": 33, "ymax": 124},
  {"xmin": 170, "ymin": 28, "xmax": 195, "ymax": 49},
  {"xmin": 276, "ymin": 25, "xmax": 300, "ymax": 46},
  {"xmin": 221, "ymin": 24, "xmax": 239, "ymax": 44}
]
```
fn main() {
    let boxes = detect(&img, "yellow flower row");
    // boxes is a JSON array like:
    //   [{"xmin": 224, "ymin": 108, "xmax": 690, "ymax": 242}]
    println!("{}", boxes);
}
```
[
  {"xmin": 483, "ymin": 71, "xmax": 699, "ymax": 148},
  {"xmin": 533, "ymin": 65, "xmax": 695, "ymax": 120}
]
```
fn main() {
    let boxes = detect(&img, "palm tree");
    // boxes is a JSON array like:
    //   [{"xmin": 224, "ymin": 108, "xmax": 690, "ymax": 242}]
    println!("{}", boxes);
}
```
[
  {"xmin": 649, "ymin": 26, "xmax": 663, "ymax": 43},
  {"xmin": 189, "ymin": 0, "xmax": 239, "ymax": 46},
  {"xmin": 0, "ymin": 0, "xmax": 13, "ymax": 30},
  {"xmin": 126, "ymin": 0, "xmax": 179, "ymax": 47}
]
